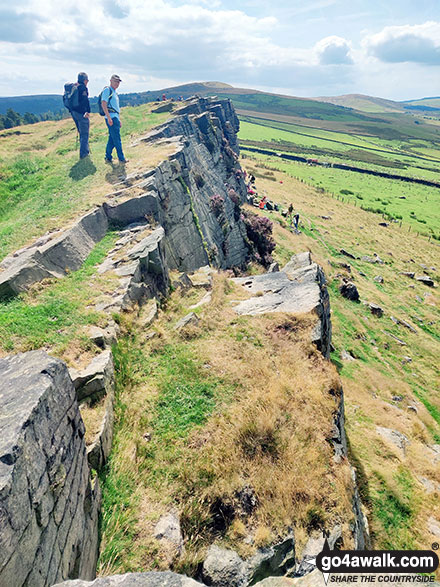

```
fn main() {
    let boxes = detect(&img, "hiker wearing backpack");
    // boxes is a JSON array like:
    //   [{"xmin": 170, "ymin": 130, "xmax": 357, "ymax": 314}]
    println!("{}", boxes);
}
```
[
  {"xmin": 68, "ymin": 72, "xmax": 91, "ymax": 159},
  {"xmin": 100, "ymin": 74, "xmax": 128, "ymax": 164}
]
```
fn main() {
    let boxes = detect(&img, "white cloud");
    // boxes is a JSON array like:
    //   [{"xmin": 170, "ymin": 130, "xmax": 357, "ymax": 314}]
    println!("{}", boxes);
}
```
[
  {"xmin": 1, "ymin": 2, "xmax": 439, "ymax": 100},
  {"xmin": 364, "ymin": 21, "xmax": 440, "ymax": 65},
  {"xmin": 315, "ymin": 36, "xmax": 353, "ymax": 65}
]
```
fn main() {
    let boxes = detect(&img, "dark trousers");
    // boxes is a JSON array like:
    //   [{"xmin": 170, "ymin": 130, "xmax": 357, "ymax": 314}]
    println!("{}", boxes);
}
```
[
  {"xmin": 71, "ymin": 110, "xmax": 90, "ymax": 158},
  {"xmin": 105, "ymin": 117, "xmax": 125, "ymax": 161}
]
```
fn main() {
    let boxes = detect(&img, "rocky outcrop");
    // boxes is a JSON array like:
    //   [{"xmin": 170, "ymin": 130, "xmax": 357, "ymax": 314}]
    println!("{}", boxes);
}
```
[
  {"xmin": 96, "ymin": 226, "xmax": 169, "ymax": 314},
  {"xmin": 132, "ymin": 97, "xmax": 250, "ymax": 271},
  {"xmin": 0, "ymin": 208, "xmax": 108, "ymax": 299},
  {"xmin": 54, "ymin": 572, "xmax": 204, "ymax": 586},
  {"xmin": 0, "ymin": 97, "xmax": 249, "ymax": 300},
  {"xmin": 201, "ymin": 535, "xmax": 296, "ymax": 587},
  {"xmin": 0, "ymin": 351, "xmax": 100, "ymax": 586},
  {"xmin": 233, "ymin": 253, "xmax": 332, "ymax": 358},
  {"xmin": 70, "ymin": 351, "xmax": 115, "ymax": 404}
]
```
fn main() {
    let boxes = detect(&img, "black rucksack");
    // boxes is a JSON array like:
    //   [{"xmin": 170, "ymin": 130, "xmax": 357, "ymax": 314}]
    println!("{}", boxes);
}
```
[
  {"xmin": 98, "ymin": 86, "xmax": 115, "ymax": 116},
  {"xmin": 63, "ymin": 82, "xmax": 79, "ymax": 111}
]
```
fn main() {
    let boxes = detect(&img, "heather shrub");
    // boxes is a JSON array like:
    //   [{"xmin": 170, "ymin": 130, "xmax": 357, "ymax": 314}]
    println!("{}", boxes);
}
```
[
  {"xmin": 228, "ymin": 188, "xmax": 240, "ymax": 205},
  {"xmin": 209, "ymin": 194, "xmax": 225, "ymax": 217},
  {"xmin": 242, "ymin": 210, "xmax": 275, "ymax": 267}
]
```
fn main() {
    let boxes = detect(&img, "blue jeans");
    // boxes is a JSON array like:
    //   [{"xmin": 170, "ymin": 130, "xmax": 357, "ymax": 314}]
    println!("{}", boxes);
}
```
[
  {"xmin": 105, "ymin": 117, "xmax": 125, "ymax": 161},
  {"xmin": 71, "ymin": 110, "xmax": 90, "ymax": 158}
]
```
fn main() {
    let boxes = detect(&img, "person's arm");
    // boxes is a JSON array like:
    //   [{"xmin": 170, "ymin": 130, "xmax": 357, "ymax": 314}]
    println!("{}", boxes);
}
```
[
  {"xmin": 83, "ymin": 87, "xmax": 91, "ymax": 118},
  {"xmin": 101, "ymin": 100, "xmax": 113, "ymax": 126}
]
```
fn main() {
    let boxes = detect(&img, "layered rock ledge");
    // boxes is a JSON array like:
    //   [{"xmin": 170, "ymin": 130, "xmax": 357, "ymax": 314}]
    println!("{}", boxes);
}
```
[{"xmin": 0, "ymin": 351, "xmax": 100, "ymax": 586}]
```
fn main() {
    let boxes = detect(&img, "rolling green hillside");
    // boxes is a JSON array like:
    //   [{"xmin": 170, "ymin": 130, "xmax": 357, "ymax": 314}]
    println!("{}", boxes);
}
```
[{"xmin": 311, "ymin": 94, "xmax": 406, "ymax": 113}]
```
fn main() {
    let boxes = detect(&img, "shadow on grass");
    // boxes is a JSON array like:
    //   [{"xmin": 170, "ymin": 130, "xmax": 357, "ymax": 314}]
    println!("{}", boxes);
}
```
[
  {"xmin": 105, "ymin": 163, "xmax": 127, "ymax": 184},
  {"xmin": 69, "ymin": 157, "xmax": 97, "ymax": 181}
]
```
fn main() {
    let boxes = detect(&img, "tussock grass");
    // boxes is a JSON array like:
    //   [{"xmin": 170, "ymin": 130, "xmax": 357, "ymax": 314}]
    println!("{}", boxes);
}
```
[{"xmin": 98, "ymin": 276, "xmax": 354, "ymax": 576}]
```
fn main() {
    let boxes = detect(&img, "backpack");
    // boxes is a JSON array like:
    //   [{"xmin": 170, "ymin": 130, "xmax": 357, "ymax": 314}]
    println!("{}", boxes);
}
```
[
  {"xmin": 63, "ymin": 82, "xmax": 79, "ymax": 111},
  {"xmin": 98, "ymin": 86, "xmax": 116, "ymax": 116}
]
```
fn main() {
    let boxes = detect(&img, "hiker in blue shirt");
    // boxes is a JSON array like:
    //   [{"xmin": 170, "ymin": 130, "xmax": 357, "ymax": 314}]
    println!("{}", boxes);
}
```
[
  {"xmin": 71, "ymin": 72, "xmax": 90, "ymax": 159},
  {"xmin": 101, "ymin": 74, "xmax": 128, "ymax": 164}
]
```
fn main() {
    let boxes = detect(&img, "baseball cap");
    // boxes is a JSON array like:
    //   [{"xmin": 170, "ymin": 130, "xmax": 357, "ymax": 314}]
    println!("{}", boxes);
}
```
[{"xmin": 111, "ymin": 74, "xmax": 122, "ymax": 82}]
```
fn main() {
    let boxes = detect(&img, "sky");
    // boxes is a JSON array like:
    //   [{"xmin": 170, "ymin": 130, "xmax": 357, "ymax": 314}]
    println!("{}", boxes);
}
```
[{"xmin": 1, "ymin": 0, "xmax": 439, "ymax": 100}]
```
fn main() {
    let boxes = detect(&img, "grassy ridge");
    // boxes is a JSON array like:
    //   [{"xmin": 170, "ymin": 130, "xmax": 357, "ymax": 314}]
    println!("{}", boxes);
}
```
[
  {"xmin": 0, "ymin": 105, "xmax": 170, "ymax": 260},
  {"xmin": 98, "ymin": 277, "xmax": 352, "ymax": 575}
]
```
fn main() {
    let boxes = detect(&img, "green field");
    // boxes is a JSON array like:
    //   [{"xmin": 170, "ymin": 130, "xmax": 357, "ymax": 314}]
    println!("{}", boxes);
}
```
[
  {"xmin": 239, "ymin": 118, "xmax": 440, "ymax": 175},
  {"xmin": 241, "ymin": 150, "xmax": 440, "ymax": 237},
  {"xmin": 237, "ymin": 102, "xmax": 440, "ymax": 240}
]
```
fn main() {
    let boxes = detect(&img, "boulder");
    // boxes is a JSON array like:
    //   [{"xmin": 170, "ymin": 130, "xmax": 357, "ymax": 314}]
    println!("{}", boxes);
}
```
[
  {"xmin": 233, "ymin": 255, "xmax": 331, "ymax": 357},
  {"xmin": 340, "ymin": 249, "xmax": 356, "ymax": 259},
  {"xmin": 373, "ymin": 276, "xmax": 384, "ymax": 283},
  {"xmin": 369, "ymin": 303, "xmax": 383, "ymax": 317},
  {"xmin": 0, "ymin": 208, "xmax": 108, "ymax": 298},
  {"xmin": 175, "ymin": 312, "xmax": 200, "ymax": 330},
  {"xmin": 339, "ymin": 282, "xmax": 359, "ymax": 302},
  {"xmin": 376, "ymin": 426, "xmax": 409, "ymax": 456},
  {"xmin": 88, "ymin": 325, "xmax": 119, "ymax": 349},
  {"xmin": 416, "ymin": 276, "xmax": 435, "ymax": 287},
  {"xmin": 103, "ymin": 192, "xmax": 159, "ymax": 226},
  {"xmin": 69, "ymin": 350, "xmax": 115, "ymax": 404},
  {"xmin": 247, "ymin": 534, "xmax": 296, "ymax": 584},
  {"xmin": 201, "ymin": 545, "xmax": 247, "ymax": 587},
  {"xmin": 189, "ymin": 266, "xmax": 214, "ymax": 289},
  {"xmin": 154, "ymin": 513, "xmax": 185, "ymax": 560}
]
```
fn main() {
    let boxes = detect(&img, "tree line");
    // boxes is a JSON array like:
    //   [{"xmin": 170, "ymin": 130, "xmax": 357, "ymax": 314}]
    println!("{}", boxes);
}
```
[{"xmin": 0, "ymin": 108, "xmax": 67, "ymax": 130}]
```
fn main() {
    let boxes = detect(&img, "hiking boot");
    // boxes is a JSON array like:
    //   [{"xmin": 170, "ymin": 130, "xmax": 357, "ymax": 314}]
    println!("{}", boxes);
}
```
[
  {"xmin": 118, "ymin": 159, "xmax": 129, "ymax": 164},
  {"xmin": 104, "ymin": 157, "xmax": 113, "ymax": 164}
]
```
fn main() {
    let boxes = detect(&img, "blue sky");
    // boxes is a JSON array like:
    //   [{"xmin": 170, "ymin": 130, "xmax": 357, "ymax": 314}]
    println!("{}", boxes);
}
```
[{"xmin": 1, "ymin": 0, "xmax": 439, "ymax": 100}]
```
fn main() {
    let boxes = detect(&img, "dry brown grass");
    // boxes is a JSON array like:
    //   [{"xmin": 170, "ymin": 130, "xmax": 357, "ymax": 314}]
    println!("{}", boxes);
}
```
[
  {"xmin": 100, "ymin": 272, "xmax": 356, "ymax": 575},
  {"xmin": 81, "ymin": 398, "xmax": 107, "ymax": 445},
  {"xmin": 241, "ymin": 156, "xmax": 440, "ymax": 554}
]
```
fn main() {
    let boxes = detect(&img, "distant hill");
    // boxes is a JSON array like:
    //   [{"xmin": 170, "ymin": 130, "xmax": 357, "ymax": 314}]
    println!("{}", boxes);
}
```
[
  {"xmin": 2, "ymin": 82, "xmax": 440, "ymax": 123},
  {"xmin": 0, "ymin": 94, "xmax": 64, "ymax": 116},
  {"xmin": 401, "ymin": 97, "xmax": 440, "ymax": 111},
  {"xmin": 311, "ymin": 93, "xmax": 405, "ymax": 113},
  {"xmin": 313, "ymin": 93, "xmax": 440, "ymax": 114},
  {"xmin": 0, "ymin": 82, "xmax": 379, "ymax": 123}
]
